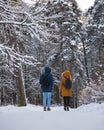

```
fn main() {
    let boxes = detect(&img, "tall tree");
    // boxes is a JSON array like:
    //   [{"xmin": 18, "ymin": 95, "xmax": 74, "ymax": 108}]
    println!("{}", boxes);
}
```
[
  {"xmin": 0, "ymin": 0, "xmax": 46, "ymax": 106},
  {"xmin": 85, "ymin": 0, "xmax": 104, "ymax": 81},
  {"xmin": 78, "ymin": 0, "xmax": 104, "ymax": 105},
  {"xmin": 32, "ymin": 0, "xmax": 83, "ymax": 107}
]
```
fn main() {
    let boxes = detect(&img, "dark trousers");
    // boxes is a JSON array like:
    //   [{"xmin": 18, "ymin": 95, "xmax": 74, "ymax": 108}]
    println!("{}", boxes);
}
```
[{"xmin": 63, "ymin": 96, "xmax": 70, "ymax": 108}]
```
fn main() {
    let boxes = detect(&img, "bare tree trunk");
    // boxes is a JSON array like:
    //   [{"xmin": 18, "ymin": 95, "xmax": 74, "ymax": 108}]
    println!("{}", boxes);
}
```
[
  {"xmin": 15, "ymin": 67, "xmax": 27, "ymax": 106},
  {"xmin": 60, "ymin": 37, "xmax": 64, "ymax": 72},
  {"xmin": 0, "ymin": 88, "xmax": 5, "ymax": 105},
  {"xmin": 82, "ymin": 38, "xmax": 90, "ymax": 83},
  {"xmin": 12, "ymin": 92, "xmax": 17, "ymax": 105},
  {"xmin": 11, "ymin": 31, "xmax": 27, "ymax": 106}
]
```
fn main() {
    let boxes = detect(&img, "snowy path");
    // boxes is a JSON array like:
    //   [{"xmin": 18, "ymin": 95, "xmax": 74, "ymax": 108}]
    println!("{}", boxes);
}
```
[{"xmin": 0, "ymin": 103, "xmax": 104, "ymax": 130}]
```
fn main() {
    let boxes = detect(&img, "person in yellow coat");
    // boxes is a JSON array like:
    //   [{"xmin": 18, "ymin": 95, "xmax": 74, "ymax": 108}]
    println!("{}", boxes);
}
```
[{"xmin": 59, "ymin": 70, "xmax": 72, "ymax": 111}]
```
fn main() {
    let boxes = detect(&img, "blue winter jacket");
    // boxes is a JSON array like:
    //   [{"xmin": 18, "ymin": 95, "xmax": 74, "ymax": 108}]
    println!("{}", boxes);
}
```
[{"xmin": 39, "ymin": 66, "xmax": 54, "ymax": 92}]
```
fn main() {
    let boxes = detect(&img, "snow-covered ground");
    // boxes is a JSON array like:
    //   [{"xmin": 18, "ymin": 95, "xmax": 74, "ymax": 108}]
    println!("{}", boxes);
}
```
[{"xmin": 0, "ymin": 103, "xmax": 104, "ymax": 130}]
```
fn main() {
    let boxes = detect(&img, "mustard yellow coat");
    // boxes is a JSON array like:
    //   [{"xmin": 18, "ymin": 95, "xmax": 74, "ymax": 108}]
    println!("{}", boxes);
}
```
[{"xmin": 59, "ymin": 70, "xmax": 72, "ymax": 97}]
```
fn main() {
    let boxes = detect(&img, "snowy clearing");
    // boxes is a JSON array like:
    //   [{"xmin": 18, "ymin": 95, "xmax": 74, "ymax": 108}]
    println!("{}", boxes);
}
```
[{"xmin": 0, "ymin": 103, "xmax": 104, "ymax": 130}]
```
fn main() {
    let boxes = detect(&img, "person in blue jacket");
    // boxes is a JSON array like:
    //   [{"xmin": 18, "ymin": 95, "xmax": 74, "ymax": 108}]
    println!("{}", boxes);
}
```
[{"xmin": 39, "ymin": 66, "xmax": 54, "ymax": 111}]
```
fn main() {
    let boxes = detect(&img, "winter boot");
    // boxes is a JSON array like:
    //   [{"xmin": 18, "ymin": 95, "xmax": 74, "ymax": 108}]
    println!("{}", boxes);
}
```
[
  {"xmin": 44, "ymin": 107, "xmax": 46, "ymax": 111},
  {"xmin": 64, "ymin": 107, "xmax": 66, "ymax": 111},
  {"xmin": 47, "ymin": 107, "xmax": 51, "ymax": 111},
  {"xmin": 67, "ymin": 107, "xmax": 69, "ymax": 111}
]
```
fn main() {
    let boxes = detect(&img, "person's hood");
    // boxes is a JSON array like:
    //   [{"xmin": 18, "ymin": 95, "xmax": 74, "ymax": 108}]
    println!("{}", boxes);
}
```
[
  {"xmin": 45, "ymin": 66, "xmax": 51, "ymax": 73},
  {"xmin": 63, "ymin": 70, "xmax": 70, "ymax": 78}
]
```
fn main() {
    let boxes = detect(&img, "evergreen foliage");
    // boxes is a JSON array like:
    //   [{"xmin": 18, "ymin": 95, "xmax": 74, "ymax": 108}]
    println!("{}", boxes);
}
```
[{"xmin": 0, "ymin": 0, "xmax": 104, "ymax": 106}]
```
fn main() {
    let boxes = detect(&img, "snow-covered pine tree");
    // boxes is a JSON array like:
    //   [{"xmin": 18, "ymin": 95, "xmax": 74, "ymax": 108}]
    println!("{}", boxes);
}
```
[
  {"xmin": 78, "ymin": 0, "xmax": 104, "ymax": 105},
  {"xmin": 32, "ymin": 0, "xmax": 84, "ymax": 107},
  {"xmin": 84, "ymin": 0, "xmax": 104, "ymax": 81},
  {"xmin": 0, "ymin": 0, "xmax": 46, "ymax": 106}
]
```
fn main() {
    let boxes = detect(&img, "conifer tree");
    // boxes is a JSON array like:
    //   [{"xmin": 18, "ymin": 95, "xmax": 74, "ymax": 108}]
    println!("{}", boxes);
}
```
[{"xmin": 85, "ymin": 0, "xmax": 104, "ymax": 81}]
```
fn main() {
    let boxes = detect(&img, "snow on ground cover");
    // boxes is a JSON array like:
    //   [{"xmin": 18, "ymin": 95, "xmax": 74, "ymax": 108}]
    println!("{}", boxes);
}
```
[{"xmin": 0, "ymin": 103, "xmax": 104, "ymax": 130}]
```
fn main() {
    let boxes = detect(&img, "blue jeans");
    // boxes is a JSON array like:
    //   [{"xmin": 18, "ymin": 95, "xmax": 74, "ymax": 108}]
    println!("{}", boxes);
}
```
[{"xmin": 43, "ymin": 92, "xmax": 52, "ymax": 108}]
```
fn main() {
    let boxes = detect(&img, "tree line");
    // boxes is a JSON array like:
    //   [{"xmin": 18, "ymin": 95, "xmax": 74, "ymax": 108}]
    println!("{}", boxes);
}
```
[{"xmin": 0, "ymin": 0, "xmax": 104, "ymax": 107}]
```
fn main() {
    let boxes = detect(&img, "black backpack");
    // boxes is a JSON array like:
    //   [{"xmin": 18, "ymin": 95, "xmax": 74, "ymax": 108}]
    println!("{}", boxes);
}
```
[
  {"xmin": 64, "ymin": 77, "xmax": 72, "ymax": 89},
  {"xmin": 41, "ymin": 75, "xmax": 49, "ymax": 89}
]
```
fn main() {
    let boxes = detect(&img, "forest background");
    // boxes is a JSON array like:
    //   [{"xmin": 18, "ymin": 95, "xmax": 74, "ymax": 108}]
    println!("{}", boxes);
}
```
[{"xmin": 0, "ymin": 0, "xmax": 104, "ymax": 107}]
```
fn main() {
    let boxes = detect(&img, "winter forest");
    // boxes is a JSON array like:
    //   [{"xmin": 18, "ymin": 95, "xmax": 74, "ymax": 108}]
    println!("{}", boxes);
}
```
[{"xmin": 0, "ymin": 0, "xmax": 104, "ymax": 107}]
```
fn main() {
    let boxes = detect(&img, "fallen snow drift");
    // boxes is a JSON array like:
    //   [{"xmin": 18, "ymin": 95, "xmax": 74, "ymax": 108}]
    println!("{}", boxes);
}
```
[{"xmin": 0, "ymin": 103, "xmax": 104, "ymax": 130}]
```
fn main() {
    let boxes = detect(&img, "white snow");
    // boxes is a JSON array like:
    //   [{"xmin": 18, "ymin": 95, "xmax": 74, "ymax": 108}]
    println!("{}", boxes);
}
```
[
  {"xmin": 23, "ymin": 0, "xmax": 95, "ymax": 11},
  {"xmin": 76, "ymin": 0, "xmax": 95, "ymax": 11},
  {"xmin": 0, "ymin": 103, "xmax": 104, "ymax": 130}
]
